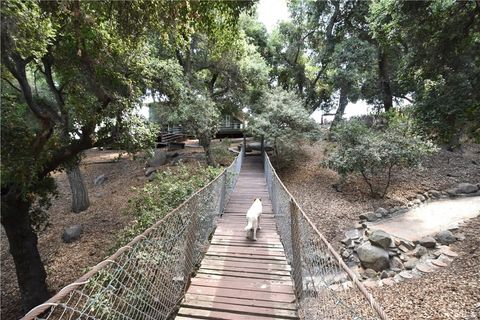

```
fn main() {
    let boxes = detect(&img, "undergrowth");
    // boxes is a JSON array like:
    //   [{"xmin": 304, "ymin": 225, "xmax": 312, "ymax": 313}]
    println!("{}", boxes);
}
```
[{"xmin": 113, "ymin": 164, "xmax": 222, "ymax": 250}]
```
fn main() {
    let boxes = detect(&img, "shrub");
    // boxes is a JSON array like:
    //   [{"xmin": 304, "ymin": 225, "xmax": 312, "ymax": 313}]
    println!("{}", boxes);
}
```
[
  {"xmin": 324, "ymin": 116, "xmax": 438, "ymax": 198},
  {"xmin": 249, "ymin": 88, "xmax": 320, "ymax": 166},
  {"xmin": 211, "ymin": 139, "xmax": 235, "ymax": 166},
  {"xmin": 114, "ymin": 164, "xmax": 222, "ymax": 249}
]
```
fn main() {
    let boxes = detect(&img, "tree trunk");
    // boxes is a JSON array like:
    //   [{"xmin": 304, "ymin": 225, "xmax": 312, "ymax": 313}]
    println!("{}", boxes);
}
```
[
  {"xmin": 199, "ymin": 135, "xmax": 216, "ymax": 166},
  {"xmin": 378, "ymin": 49, "xmax": 393, "ymax": 112},
  {"xmin": 1, "ymin": 191, "xmax": 50, "ymax": 312},
  {"xmin": 67, "ymin": 165, "xmax": 90, "ymax": 213},
  {"xmin": 330, "ymin": 86, "xmax": 349, "ymax": 132}
]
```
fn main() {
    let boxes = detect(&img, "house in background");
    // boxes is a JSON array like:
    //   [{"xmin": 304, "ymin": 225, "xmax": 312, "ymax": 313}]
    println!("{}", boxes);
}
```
[{"xmin": 216, "ymin": 112, "xmax": 245, "ymax": 138}]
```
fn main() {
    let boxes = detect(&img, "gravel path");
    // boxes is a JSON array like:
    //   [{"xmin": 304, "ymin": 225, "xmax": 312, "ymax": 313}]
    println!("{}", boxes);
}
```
[{"xmin": 278, "ymin": 141, "xmax": 480, "ymax": 319}]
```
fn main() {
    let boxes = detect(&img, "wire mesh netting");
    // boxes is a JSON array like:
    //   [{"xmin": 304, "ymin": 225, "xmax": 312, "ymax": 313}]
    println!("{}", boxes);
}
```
[
  {"xmin": 263, "ymin": 153, "xmax": 387, "ymax": 320},
  {"xmin": 23, "ymin": 149, "xmax": 244, "ymax": 320}
]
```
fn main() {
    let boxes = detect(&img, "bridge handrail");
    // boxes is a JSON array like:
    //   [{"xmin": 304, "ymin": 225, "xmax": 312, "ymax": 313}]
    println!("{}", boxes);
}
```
[
  {"xmin": 263, "ymin": 151, "xmax": 388, "ymax": 320},
  {"xmin": 22, "ymin": 147, "xmax": 244, "ymax": 320}
]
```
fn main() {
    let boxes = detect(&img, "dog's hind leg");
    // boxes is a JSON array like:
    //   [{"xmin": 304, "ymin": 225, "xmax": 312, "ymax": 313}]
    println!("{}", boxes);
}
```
[{"xmin": 257, "ymin": 216, "xmax": 261, "ymax": 230}]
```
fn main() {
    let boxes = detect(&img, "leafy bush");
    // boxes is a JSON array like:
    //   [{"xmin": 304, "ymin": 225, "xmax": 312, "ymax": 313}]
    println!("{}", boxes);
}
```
[
  {"xmin": 211, "ymin": 139, "xmax": 235, "ymax": 166},
  {"xmin": 249, "ymin": 88, "xmax": 320, "ymax": 165},
  {"xmin": 324, "ymin": 116, "xmax": 438, "ymax": 198},
  {"xmin": 114, "ymin": 164, "xmax": 222, "ymax": 249}
]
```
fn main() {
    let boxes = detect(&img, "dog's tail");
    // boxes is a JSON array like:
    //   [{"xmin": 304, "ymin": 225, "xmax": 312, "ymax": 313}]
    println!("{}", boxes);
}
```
[{"xmin": 244, "ymin": 219, "xmax": 253, "ymax": 231}]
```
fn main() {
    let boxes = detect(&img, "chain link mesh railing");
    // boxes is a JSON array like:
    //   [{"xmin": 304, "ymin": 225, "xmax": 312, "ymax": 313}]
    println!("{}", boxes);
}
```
[
  {"xmin": 22, "ymin": 148, "xmax": 244, "ymax": 320},
  {"xmin": 263, "ymin": 152, "xmax": 388, "ymax": 320}
]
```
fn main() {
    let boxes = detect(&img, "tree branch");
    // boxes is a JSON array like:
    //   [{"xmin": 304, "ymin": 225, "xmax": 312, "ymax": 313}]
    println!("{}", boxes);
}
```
[{"xmin": 1, "ymin": 76, "xmax": 21, "ymax": 92}]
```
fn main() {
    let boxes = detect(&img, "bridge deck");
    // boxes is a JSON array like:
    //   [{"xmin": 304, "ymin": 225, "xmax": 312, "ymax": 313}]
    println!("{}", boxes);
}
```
[{"xmin": 176, "ymin": 156, "xmax": 298, "ymax": 320}]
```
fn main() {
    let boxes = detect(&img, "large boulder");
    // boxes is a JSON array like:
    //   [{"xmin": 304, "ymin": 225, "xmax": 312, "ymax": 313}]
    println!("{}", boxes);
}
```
[
  {"xmin": 146, "ymin": 150, "xmax": 167, "ymax": 167},
  {"xmin": 419, "ymin": 236, "xmax": 437, "ymax": 248},
  {"xmin": 436, "ymin": 230, "xmax": 456, "ymax": 245},
  {"xmin": 368, "ymin": 230, "xmax": 392, "ymax": 249},
  {"xmin": 375, "ymin": 207, "xmax": 389, "ymax": 217},
  {"xmin": 357, "ymin": 242, "xmax": 390, "ymax": 271},
  {"xmin": 62, "ymin": 225, "xmax": 83, "ymax": 243},
  {"xmin": 455, "ymin": 183, "xmax": 478, "ymax": 194}
]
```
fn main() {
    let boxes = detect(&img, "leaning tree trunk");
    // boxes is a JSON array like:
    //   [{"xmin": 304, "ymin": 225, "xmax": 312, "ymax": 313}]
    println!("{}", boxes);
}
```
[
  {"xmin": 378, "ymin": 49, "xmax": 393, "ymax": 112},
  {"xmin": 330, "ymin": 86, "xmax": 349, "ymax": 132},
  {"xmin": 67, "ymin": 165, "xmax": 90, "ymax": 213},
  {"xmin": 1, "ymin": 191, "xmax": 50, "ymax": 312}
]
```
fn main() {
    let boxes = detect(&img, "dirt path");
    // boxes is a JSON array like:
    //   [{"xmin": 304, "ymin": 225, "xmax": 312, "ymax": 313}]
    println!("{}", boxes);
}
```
[{"xmin": 278, "ymin": 141, "xmax": 480, "ymax": 319}]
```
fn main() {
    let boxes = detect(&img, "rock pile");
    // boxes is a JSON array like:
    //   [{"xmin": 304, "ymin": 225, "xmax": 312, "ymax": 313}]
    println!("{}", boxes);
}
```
[{"xmin": 340, "ymin": 226, "xmax": 463, "ymax": 287}]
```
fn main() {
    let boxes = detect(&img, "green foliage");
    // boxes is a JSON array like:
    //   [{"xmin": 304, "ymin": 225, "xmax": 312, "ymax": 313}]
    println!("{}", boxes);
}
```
[
  {"xmin": 115, "ymin": 164, "xmax": 222, "ymax": 249},
  {"xmin": 325, "ymin": 116, "xmax": 438, "ymax": 198},
  {"xmin": 249, "ymin": 88, "xmax": 320, "ymax": 164},
  {"xmin": 211, "ymin": 139, "xmax": 235, "ymax": 166},
  {"xmin": 369, "ymin": 0, "xmax": 480, "ymax": 145}
]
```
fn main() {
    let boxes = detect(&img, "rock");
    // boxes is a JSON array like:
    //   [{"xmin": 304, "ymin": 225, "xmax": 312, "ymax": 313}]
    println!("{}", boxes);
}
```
[
  {"xmin": 396, "ymin": 208, "xmax": 409, "ymax": 215},
  {"xmin": 357, "ymin": 242, "xmax": 390, "ymax": 271},
  {"xmin": 390, "ymin": 256, "xmax": 405, "ymax": 270},
  {"xmin": 145, "ymin": 167, "xmax": 157, "ymax": 177},
  {"xmin": 419, "ymin": 236, "xmax": 437, "ymax": 248},
  {"xmin": 380, "ymin": 270, "xmax": 389, "ymax": 279},
  {"xmin": 455, "ymin": 183, "xmax": 478, "ymax": 194},
  {"xmin": 398, "ymin": 239, "xmax": 416, "ymax": 250},
  {"xmin": 147, "ymin": 172, "xmax": 157, "ymax": 182},
  {"xmin": 345, "ymin": 229, "xmax": 362, "ymax": 240},
  {"xmin": 342, "ymin": 249, "xmax": 352, "ymax": 259},
  {"xmin": 416, "ymin": 194, "xmax": 426, "ymax": 202},
  {"xmin": 346, "ymin": 254, "xmax": 360, "ymax": 267},
  {"xmin": 412, "ymin": 199, "xmax": 422, "ymax": 205},
  {"xmin": 362, "ymin": 212, "xmax": 378, "ymax": 222},
  {"xmin": 404, "ymin": 258, "xmax": 418, "ymax": 270},
  {"xmin": 368, "ymin": 230, "xmax": 392, "ymax": 249},
  {"xmin": 375, "ymin": 207, "xmax": 389, "ymax": 217},
  {"xmin": 436, "ymin": 230, "xmax": 456, "ymax": 245},
  {"xmin": 94, "ymin": 174, "xmax": 108, "ymax": 186},
  {"xmin": 365, "ymin": 269, "xmax": 377, "ymax": 278},
  {"xmin": 428, "ymin": 190, "xmax": 441, "ymax": 198},
  {"xmin": 146, "ymin": 150, "xmax": 167, "ymax": 167},
  {"xmin": 413, "ymin": 245, "xmax": 428, "ymax": 258},
  {"xmin": 398, "ymin": 245, "xmax": 409, "ymax": 253},
  {"xmin": 62, "ymin": 225, "xmax": 83, "ymax": 243}
]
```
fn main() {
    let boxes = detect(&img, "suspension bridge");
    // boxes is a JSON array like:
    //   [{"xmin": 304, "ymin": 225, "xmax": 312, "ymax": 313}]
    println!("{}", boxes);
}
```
[{"xmin": 22, "ymin": 149, "xmax": 387, "ymax": 320}]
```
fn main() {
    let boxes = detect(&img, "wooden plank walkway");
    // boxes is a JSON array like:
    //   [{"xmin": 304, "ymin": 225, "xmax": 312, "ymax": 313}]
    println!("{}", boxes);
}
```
[{"xmin": 176, "ymin": 155, "xmax": 298, "ymax": 320}]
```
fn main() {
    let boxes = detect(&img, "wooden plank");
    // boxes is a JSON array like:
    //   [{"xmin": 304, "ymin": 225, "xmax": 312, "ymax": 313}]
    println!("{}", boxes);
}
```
[
  {"xmin": 177, "ymin": 305, "xmax": 293, "ymax": 319},
  {"xmin": 197, "ymin": 269, "xmax": 292, "ymax": 281},
  {"xmin": 181, "ymin": 300, "xmax": 298, "ymax": 319},
  {"xmin": 184, "ymin": 293, "xmax": 297, "ymax": 311},
  {"xmin": 186, "ymin": 285, "xmax": 296, "ymax": 303},
  {"xmin": 194, "ymin": 273, "xmax": 294, "ymax": 286}
]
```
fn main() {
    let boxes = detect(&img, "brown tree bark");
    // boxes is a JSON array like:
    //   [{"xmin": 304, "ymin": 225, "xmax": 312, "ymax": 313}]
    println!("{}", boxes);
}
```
[
  {"xmin": 1, "ymin": 190, "xmax": 50, "ymax": 313},
  {"xmin": 330, "ymin": 86, "xmax": 349, "ymax": 131},
  {"xmin": 378, "ymin": 49, "xmax": 393, "ymax": 112},
  {"xmin": 67, "ymin": 165, "xmax": 90, "ymax": 213}
]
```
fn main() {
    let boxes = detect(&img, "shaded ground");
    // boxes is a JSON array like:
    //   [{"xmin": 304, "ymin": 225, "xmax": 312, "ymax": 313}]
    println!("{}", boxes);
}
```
[
  {"xmin": 278, "ymin": 141, "xmax": 480, "ymax": 319},
  {"xmin": 1, "ymin": 145, "xmax": 211, "ymax": 319}
]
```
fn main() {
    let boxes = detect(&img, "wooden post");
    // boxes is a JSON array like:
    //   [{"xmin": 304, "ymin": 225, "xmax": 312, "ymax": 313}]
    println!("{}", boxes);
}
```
[
  {"xmin": 243, "ymin": 130, "xmax": 247, "ymax": 154},
  {"xmin": 219, "ymin": 173, "xmax": 227, "ymax": 217},
  {"xmin": 290, "ymin": 200, "xmax": 303, "ymax": 299},
  {"xmin": 260, "ymin": 135, "xmax": 265, "ymax": 158},
  {"xmin": 183, "ymin": 212, "xmax": 197, "ymax": 287}
]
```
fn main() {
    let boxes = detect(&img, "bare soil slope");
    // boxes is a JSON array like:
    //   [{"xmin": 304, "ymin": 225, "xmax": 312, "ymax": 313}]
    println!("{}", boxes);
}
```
[{"xmin": 278, "ymin": 141, "xmax": 480, "ymax": 319}]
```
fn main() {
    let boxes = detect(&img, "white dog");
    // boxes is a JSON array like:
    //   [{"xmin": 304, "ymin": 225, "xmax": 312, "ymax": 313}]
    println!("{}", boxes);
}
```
[{"xmin": 245, "ymin": 198, "xmax": 262, "ymax": 241}]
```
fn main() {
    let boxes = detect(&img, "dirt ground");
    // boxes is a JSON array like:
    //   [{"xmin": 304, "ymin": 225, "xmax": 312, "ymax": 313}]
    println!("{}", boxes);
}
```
[
  {"xmin": 279, "ymin": 140, "xmax": 480, "ymax": 319},
  {"xmin": 1, "ymin": 144, "xmax": 214, "ymax": 320}
]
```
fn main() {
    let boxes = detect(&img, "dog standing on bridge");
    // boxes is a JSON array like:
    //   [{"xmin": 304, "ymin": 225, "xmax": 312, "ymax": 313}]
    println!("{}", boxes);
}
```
[{"xmin": 245, "ymin": 198, "xmax": 262, "ymax": 241}]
